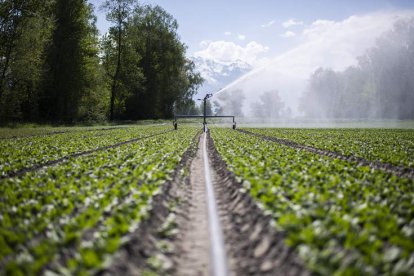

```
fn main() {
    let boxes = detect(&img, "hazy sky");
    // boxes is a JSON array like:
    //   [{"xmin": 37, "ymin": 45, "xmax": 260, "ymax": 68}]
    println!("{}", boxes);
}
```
[
  {"xmin": 90, "ymin": 0, "xmax": 414, "ymax": 58},
  {"xmin": 90, "ymin": 0, "xmax": 414, "ymax": 113}
]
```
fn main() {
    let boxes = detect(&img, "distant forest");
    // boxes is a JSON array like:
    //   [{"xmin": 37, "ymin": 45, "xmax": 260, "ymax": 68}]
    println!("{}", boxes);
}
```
[
  {"xmin": 0, "ymin": 0, "xmax": 203, "ymax": 123},
  {"xmin": 300, "ymin": 18, "xmax": 414, "ymax": 120}
]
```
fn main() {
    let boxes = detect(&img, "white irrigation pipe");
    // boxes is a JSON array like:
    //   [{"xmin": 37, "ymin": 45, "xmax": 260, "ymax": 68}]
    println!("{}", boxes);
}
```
[{"xmin": 202, "ymin": 130, "xmax": 229, "ymax": 276}]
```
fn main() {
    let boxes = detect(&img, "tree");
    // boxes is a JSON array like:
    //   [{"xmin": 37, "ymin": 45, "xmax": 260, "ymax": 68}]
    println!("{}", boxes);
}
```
[
  {"xmin": 337, "ymin": 66, "xmax": 370, "ymax": 118},
  {"xmin": 251, "ymin": 90, "xmax": 285, "ymax": 118},
  {"xmin": 77, "ymin": 3, "xmax": 109, "ymax": 121},
  {"xmin": 300, "ymin": 68, "xmax": 341, "ymax": 118},
  {"xmin": 359, "ymin": 17, "xmax": 414, "ymax": 119},
  {"xmin": 0, "ymin": 0, "xmax": 29, "ymax": 102},
  {"xmin": 101, "ymin": 0, "xmax": 135, "ymax": 121},
  {"xmin": 174, "ymin": 98, "xmax": 200, "ymax": 115},
  {"xmin": 0, "ymin": 0, "xmax": 53, "ymax": 122},
  {"xmin": 215, "ymin": 89, "xmax": 245, "ymax": 117},
  {"xmin": 101, "ymin": 23, "xmax": 143, "ymax": 120},
  {"xmin": 0, "ymin": 0, "xmax": 203, "ymax": 123},
  {"xmin": 300, "ymin": 17, "xmax": 414, "ymax": 120},
  {"xmin": 123, "ymin": 4, "xmax": 202, "ymax": 119},
  {"xmin": 40, "ymin": 0, "xmax": 104, "ymax": 122}
]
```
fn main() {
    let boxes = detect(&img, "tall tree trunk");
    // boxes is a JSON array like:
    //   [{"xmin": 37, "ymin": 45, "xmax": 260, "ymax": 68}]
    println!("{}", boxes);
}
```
[
  {"xmin": 0, "ymin": 31, "xmax": 16, "ymax": 102},
  {"xmin": 0, "ymin": 0, "xmax": 28, "ymax": 103},
  {"xmin": 0, "ymin": 49, "xmax": 11, "ymax": 101},
  {"xmin": 110, "ymin": 20, "xmax": 122, "ymax": 121}
]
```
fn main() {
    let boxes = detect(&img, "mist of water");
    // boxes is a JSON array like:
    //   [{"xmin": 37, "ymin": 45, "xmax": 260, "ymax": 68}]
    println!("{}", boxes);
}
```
[{"xmin": 210, "ymin": 12, "xmax": 414, "ymax": 128}]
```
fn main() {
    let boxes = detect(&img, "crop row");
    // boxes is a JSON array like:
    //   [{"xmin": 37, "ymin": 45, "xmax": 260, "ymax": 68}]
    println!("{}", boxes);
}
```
[
  {"xmin": 0, "ymin": 125, "xmax": 133, "ymax": 139},
  {"xmin": 0, "ymin": 126, "xmax": 198, "ymax": 275},
  {"xmin": 0, "ymin": 125, "xmax": 171, "ymax": 175},
  {"xmin": 211, "ymin": 128, "xmax": 414, "ymax": 275},
  {"xmin": 243, "ymin": 128, "xmax": 414, "ymax": 169}
]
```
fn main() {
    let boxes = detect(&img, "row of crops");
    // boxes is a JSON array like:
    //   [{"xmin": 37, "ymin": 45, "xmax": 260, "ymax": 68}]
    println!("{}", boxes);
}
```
[
  {"xmin": 0, "ymin": 125, "xmax": 173, "ymax": 175},
  {"xmin": 0, "ymin": 125, "xmax": 198, "ymax": 275},
  {"xmin": 1, "ymin": 124, "xmax": 413, "ymax": 275},
  {"xmin": 245, "ymin": 128, "xmax": 414, "ymax": 168},
  {"xmin": 210, "ymin": 128, "xmax": 414, "ymax": 275},
  {"xmin": 0, "ymin": 125, "xmax": 132, "ymax": 139}
]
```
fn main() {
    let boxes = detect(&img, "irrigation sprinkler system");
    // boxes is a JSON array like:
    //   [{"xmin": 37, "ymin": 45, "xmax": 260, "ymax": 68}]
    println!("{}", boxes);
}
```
[{"xmin": 173, "ymin": 93, "xmax": 236, "ymax": 132}]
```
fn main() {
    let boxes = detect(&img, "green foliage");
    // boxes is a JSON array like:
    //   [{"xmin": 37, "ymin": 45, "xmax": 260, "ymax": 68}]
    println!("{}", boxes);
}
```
[
  {"xmin": 100, "ymin": 0, "xmax": 136, "ymax": 121},
  {"xmin": 0, "ymin": 0, "xmax": 108, "ymax": 123},
  {"xmin": 101, "ymin": 3, "xmax": 203, "ymax": 120},
  {"xmin": 78, "ymin": 5, "xmax": 110, "ymax": 121},
  {"xmin": 0, "ymin": 124, "xmax": 198, "ymax": 274},
  {"xmin": 0, "ymin": 125, "xmax": 171, "ymax": 174},
  {"xmin": 1, "ymin": 0, "xmax": 201, "ymax": 123},
  {"xmin": 100, "ymin": 24, "xmax": 144, "ymax": 119},
  {"xmin": 211, "ymin": 127, "xmax": 414, "ymax": 275},
  {"xmin": 246, "ymin": 128, "xmax": 414, "ymax": 168},
  {"xmin": 40, "ymin": 0, "xmax": 107, "ymax": 122},
  {"xmin": 174, "ymin": 98, "xmax": 201, "ymax": 115},
  {"xmin": 0, "ymin": 0, "xmax": 54, "ymax": 122}
]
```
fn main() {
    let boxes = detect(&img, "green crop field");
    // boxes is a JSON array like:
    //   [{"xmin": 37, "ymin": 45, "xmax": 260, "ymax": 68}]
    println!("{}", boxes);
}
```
[
  {"xmin": 0, "ymin": 125, "xmax": 199, "ymax": 275},
  {"xmin": 211, "ymin": 128, "xmax": 414, "ymax": 275},
  {"xmin": 243, "ymin": 128, "xmax": 414, "ymax": 168},
  {"xmin": 0, "ymin": 124, "xmax": 413, "ymax": 275}
]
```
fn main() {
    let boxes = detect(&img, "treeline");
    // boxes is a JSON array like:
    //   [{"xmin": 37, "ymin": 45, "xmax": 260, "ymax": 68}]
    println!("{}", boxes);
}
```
[
  {"xmin": 300, "ymin": 18, "xmax": 414, "ymax": 119},
  {"xmin": 0, "ymin": 0, "xmax": 202, "ymax": 123}
]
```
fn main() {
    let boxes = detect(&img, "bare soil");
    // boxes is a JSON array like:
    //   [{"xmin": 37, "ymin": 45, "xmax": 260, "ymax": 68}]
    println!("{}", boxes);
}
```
[{"xmin": 174, "ymin": 135, "xmax": 210, "ymax": 275}]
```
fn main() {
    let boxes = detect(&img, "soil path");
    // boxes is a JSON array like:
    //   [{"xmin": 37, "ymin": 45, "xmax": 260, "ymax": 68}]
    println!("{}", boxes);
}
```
[
  {"xmin": 175, "ymin": 134, "xmax": 212, "ymax": 275},
  {"xmin": 175, "ymin": 131, "xmax": 308, "ymax": 275}
]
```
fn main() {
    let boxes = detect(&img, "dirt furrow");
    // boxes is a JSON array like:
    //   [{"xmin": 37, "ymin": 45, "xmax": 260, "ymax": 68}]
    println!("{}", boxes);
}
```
[
  {"xmin": 1, "ymin": 129, "xmax": 173, "ymax": 179},
  {"xmin": 91, "ymin": 130, "xmax": 308, "ymax": 275},
  {"xmin": 208, "ymin": 132, "xmax": 309, "ymax": 276},
  {"xmin": 238, "ymin": 129, "xmax": 414, "ymax": 180},
  {"xmin": 174, "ymin": 135, "xmax": 210, "ymax": 275}
]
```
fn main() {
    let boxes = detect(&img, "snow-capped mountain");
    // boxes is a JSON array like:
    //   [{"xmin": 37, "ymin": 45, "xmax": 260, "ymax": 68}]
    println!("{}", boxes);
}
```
[{"xmin": 191, "ymin": 57, "xmax": 253, "ymax": 98}]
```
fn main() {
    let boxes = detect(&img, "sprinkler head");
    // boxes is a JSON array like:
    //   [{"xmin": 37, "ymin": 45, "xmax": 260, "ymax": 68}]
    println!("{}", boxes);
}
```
[{"xmin": 204, "ymin": 93, "xmax": 213, "ymax": 100}]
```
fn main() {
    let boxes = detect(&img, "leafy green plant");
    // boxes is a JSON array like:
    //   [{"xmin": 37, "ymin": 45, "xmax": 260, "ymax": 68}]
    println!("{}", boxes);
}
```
[
  {"xmin": 211, "ymin": 128, "xmax": 414, "ymax": 275},
  {"xmin": 0, "ymin": 125, "xmax": 198, "ymax": 274},
  {"xmin": 244, "ymin": 128, "xmax": 414, "ymax": 168},
  {"xmin": 0, "ymin": 125, "xmax": 170, "ymax": 175}
]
